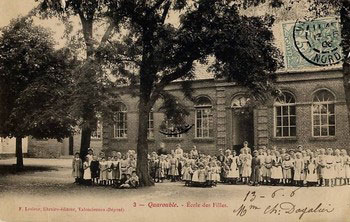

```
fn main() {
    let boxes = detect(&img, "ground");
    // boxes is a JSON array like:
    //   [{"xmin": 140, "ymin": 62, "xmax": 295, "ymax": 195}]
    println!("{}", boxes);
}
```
[{"xmin": 0, "ymin": 158, "xmax": 349, "ymax": 222}]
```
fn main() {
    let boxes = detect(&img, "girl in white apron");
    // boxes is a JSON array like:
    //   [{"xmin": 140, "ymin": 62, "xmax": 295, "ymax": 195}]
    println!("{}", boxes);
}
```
[
  {"xmin": 306, "ymin": 152, "xmax": 318, "ymax": 186},
  {"xmin": 83, "ymin": 157, "xmax": 91, "ymax": 185}
]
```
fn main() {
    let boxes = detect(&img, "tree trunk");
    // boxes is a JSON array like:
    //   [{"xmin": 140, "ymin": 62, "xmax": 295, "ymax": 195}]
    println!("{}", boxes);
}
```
[
  {"xmin": 136, "ymin": 100, "xmax": 154, "ymax": 187},
  {"xmin": 344, "ymin": 62, "xmax": 350, "ymax": 126},
  {"xmin": 340, "ymin": 1, "xmax": 350, "ymax": 134},
  {"xmin": 79, "ymin": 16, "xmax": 94, "ymax": 160},
  {"xmin": 80, "ymin": 127, "xmax": 92, "ymax": 159},
  {"xmin": 15, "ymin": 137, "xmax": 23, "ymax": 171},
  {"xmin": 69, "ymin": 136, "xmax": 74, "ymax": 155}
]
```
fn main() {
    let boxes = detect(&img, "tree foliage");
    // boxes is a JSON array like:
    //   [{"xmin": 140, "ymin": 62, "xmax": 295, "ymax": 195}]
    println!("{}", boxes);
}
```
[
  {"xmin": 36, "ymin": 0, "xmax": 122, "ymax": 158},
  {"xmin": 98, "ymin": 0, "xmax": 282, "ymax": 105},
  {"xmin": 0, "ymin": 17, "xmax": 77, "ymax": 140},
  {"xmin": 35, "ymin": 0, "xmax": 283, "ymax": 186}
]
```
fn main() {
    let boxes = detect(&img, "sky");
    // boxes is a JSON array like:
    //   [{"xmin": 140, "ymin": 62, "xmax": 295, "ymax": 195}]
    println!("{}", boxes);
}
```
[
  {"xmin": 0, "ymin": 0, "xmax": 36, "ymax": 27},
  {"xmin": 0, "ymin": 0, "xmax": 322, "ymax": 78},
  {"xmin": 0, "ymin": 0, "xmax": 66, "ymax": 47}
]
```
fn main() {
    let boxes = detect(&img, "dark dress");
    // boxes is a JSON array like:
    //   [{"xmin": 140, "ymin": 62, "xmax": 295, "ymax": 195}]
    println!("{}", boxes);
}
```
[
  {"xmin": 251, "ymin": 157, "xmax": 261, "ymax": 184},
  {"xmin": 217, "ymin": 155, "xmax": 226, "ymax": 163},
  {"xmin": 149, "ymin": 160, "xmax": 157, "ymax": 179},
  {"xmin": 178, "ymin": 161, "xmax": 183, "ymax": 178},
  {"xmin": 90, "ymin": 160, "xmax": 100, "ymax": 179}
]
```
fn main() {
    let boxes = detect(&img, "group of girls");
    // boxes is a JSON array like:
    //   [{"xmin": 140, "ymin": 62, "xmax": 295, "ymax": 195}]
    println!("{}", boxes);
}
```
[
  {"xmin": 216, "ymin": 143, "xmax": 350, "ymax": 187},
  {"xmin": 72, "ymin": 143, "xmax": 350, "ymax": 188},
  {"xmin": 72, "ymin": 149, "xmax": 139, "ymax": 188},
  {"xmin": 148, "ymin": 148, "xmax": 222, "ymax": 187},
  {"xmin": 148, "ymin": 142, "xmax": 350, "ymax": 188}
]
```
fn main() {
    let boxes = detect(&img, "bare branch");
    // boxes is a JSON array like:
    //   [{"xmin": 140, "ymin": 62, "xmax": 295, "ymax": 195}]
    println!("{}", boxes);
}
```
[
  {"xmin": 98, "ymin": 20, "xmax": 117, "ymax": 49},
  {"xmin": 160, "ymin": 1, "xmax": 172, "ymax": 24},
  {"xmin": 150, "ymin": 0, "xmax": 168, "ymax": 12}
]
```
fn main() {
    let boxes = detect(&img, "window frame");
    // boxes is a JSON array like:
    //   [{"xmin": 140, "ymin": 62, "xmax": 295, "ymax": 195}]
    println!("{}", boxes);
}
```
[
  {"xmin": 113, "ymin": 102, "xmax": 128, "ymax": 138},
  {"xmin": 273, "ymin": 92, "xmax": 297, "ymax": 138},
  {"xmin": 147, "ymin": 111, "xmax": 154, "ymax": 139},
  {"xmin": 194, "ymin": 97, "xmax": 213, "ymax": 138},
  {"xmin": 311, "ymin": 89, "xmax": 336, "ymax": 138}
]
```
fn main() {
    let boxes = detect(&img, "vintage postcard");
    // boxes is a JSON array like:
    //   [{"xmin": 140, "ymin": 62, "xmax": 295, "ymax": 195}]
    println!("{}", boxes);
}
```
[{"xmin": 0, "ymin": 0, "xmax": 349, "ymax": 222}]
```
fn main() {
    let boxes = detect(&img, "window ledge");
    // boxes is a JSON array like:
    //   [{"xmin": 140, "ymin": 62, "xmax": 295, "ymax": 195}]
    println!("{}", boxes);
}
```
[
  {"xmin": 163, "ymin": 138, "xmax": 184, "ymax": 141},
  {"xmin": 193, "ymin": 138, "xmax": 215, "ymax": 143},
  {"xmin": 91, "ymin": 138, "xmax": 102, "ymax": 141},
  {"xmin": 111, "ymin": 137, "xmax": 128, "ymax": 141},
  {"xmin": 271, "ymin": 137, "xmax": 298, "ymax": 142},
  {"xmin": 309, "ymin": 137, "xmax": 337, "ymax": 141}
]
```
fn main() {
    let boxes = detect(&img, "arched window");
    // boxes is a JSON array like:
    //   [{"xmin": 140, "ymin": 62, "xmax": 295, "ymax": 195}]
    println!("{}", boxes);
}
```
[
  {"xmin": 274, "ymin": 92, "xmax": 296, "ymax": 137},
  {"xmin": 114, "ymin": 102, "xmax": 127, "ymax": 138},
  {"xmin": 195, "ymin": 96, "xmax": 213, "ymax": 138},
  {"xmin": 312, "ymin": 89, "xmax": 335, "ymax": 137}
]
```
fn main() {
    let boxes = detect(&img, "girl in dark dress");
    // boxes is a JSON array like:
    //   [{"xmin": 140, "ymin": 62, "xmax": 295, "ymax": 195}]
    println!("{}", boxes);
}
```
[
  {"xmin": 90, "ymin": 156, "xmax": 100, "ymax": 185},
  {"xmin": 251, "ymin": 151, "xmax": 261, "ymax": 186}
]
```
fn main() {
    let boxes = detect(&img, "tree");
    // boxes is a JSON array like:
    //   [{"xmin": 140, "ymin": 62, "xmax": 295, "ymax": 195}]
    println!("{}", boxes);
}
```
[
  {"xmin": 0, "ymin": 17, "xmax": 76, "ymax": 170},
  {"xmin": 36, "ymin": 0, "xmax": 119, "ymax": 159},
  {"xmin": 95, "ymin": 0, "xmax": 282, "ymax": 186}
]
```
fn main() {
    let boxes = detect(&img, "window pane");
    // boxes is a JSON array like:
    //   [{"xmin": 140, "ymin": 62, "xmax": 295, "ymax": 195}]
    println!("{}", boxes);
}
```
[
  {"xmin": 276, "ymin": 107, "xmax": 282, "ymax": 116},
  {"xmin": 320, "ymin": 105, "xmax": 327, "ymax": 114},
  {"xmin": 313, "ymin": 115, "xmax": 320, "ymax": 125},
  {"xmin": 283, "ymin": 117, "xmax": 289, "ymax": 126},
  {"xmin": 276, "ymin": 117, "xmax": 282, "ymax": 127},
  {"xmin": 313, "ymin": 105, "xmax": 320, "ymax": 114},
  {"xmin": 321, "ymin": 126, "xmax": 328, "ymax": 136},
  {"xmin": 290, "ymin": 127, "xmax": 296, "ymax": 136},
  {"xmin": 197, "ymin": 119, "xmax": 202, "ymax": 128},
  {"xmin": 282, "ymin": 106, "xmax": 288, "ymax": 115},
  {"xmin": 329, "ymin": 115, "xmax": 335, "ymax": 125},
  {"xmin": 197, "ymin": 129, "xmax": 201, "ymax": 137},
  {"xmin": 321, "ymin": 115, "xmax": 328, "ymax": 125},
  {"xmin": 329, "ymin": 126, "xmax": 335, "ymax": 136},
  {"xmin": 276, "ymin": 127, "xmax": 282, "ymax": 137},
  {"xmin": 282, "ymin": 127, "xmax": 289, "ymax": 137},
  {"xmin": 290, "ymin": 106, "xmax": 296, "ymax": 115},
  {"xmin": 290, "ymin": 116, "xmax": 296, "ymax": 126},
  {"xmin": 329, "ymin": 104, "xmax": 335, "ymax": 114},
  {"xmin": 313, "ymin": 127, "xmax": 320, "ymax": 137}
]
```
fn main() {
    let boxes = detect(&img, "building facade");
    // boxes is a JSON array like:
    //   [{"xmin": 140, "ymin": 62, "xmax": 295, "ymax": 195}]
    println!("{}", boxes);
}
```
[
  {"xmin": 102, "ymin": 68, "xmax": 350, "ymax": 155},
  {"xmin": 102, "ymin": 15, "xmax": 350, "ymax": 155},
  {"xmin": 27, "ymin": 127, "xmax": 103, "ymax": 158},
  {"xmin": 0, "ymin": 137, "xmax": 28, "ymax": 158},
  {"xmin": 27, "ymin": 13, "xmax": 350, "ymax": 157}
]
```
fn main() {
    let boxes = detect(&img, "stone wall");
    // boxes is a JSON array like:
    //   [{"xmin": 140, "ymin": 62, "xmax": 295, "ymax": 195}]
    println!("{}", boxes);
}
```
[{"xmin": 27, "ymin": 139, "xmax": 63, "ymax": 158}]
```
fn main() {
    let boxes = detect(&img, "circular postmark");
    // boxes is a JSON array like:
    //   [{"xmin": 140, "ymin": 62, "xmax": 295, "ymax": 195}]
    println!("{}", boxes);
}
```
[{"xmin": 293, "ymin": 17, "xmax": 342, "ymax": 66}]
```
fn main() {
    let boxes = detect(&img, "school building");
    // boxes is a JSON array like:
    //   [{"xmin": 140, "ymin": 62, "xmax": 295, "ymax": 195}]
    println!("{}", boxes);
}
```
[
  {"xmin": 101, "ymin": 16, "xmax": 350, "ymax": 155},
  {"xmin": 102, "ymin": 67, "xmax": 350, "ymax": 155},
  {"xmin": 25, "ymin": 14, "xmax": 350, "ymax": 157}
]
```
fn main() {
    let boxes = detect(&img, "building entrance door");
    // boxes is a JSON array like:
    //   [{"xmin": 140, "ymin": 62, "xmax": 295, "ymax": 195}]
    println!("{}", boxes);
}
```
[{"xmin": 231, "ymin": 95, "xmax": 254, "ymax": 154}]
